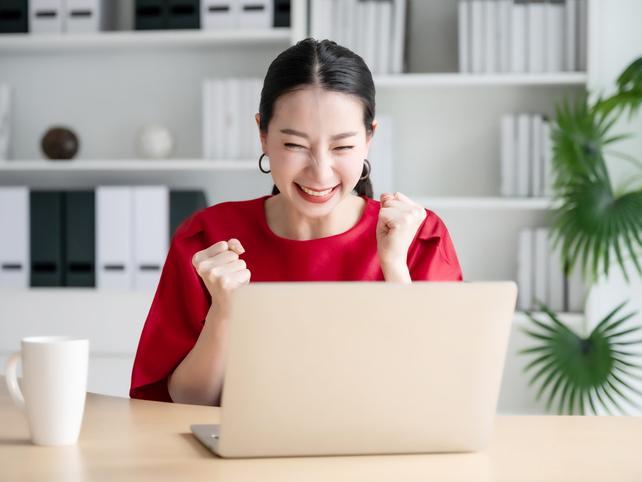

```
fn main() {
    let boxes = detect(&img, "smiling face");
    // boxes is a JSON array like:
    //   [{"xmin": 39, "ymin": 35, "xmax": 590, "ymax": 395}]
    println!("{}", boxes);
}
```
[{"xmin": 257, "ymin": 85, "xmax": 376, "ymax": 218}]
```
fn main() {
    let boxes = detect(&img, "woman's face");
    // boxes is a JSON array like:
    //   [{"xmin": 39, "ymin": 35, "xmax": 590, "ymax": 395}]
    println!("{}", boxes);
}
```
[{"xmin": 256, "ymin": 86, "xmax": 376, "ymax": 218}]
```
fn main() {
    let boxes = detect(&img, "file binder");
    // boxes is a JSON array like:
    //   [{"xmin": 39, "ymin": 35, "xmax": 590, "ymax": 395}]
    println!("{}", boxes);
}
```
[
  {"xmin": 65, "ymin": 0, "xmax": 115, "ymax": 33},
  {"xmin": 30, "ymin": 0, "xmax": 64, "ymax": 34},
  {"xmin": 0, "ymin": 0, "xmax": 28, "ymax": 33},
  {"xmin": 135, "ymin": 0, "xmax": 166, "ymax": 30},
  {"xmin": 0, "ymin": 84, "xmax": 10, "ymax": 161},
  {"xmin": 96, "ymin": 186, "xmax": 134, "ymax": 290},
  {"xmin": 0, "ymin": 187, "xmax": 29, "ymax": 288},
  {"xmin": 167, "ymin": 0, "xmax": 200, "ymax": 29},
  {"xmin": 201, "ymin": 0, "xmax": 237, "ymax": 29},
  {"xmin": 170, "ymin": 190, "xmax": 208, "ymax": 238},
  {"xmin": 238, "ymin": 0, "xmax": 271, "ymax": 29},
  {"xmin": 30, "ymin": 191, "xmax": 64, "ymax": 287},
  {"xmin": 273, "ymin": 0, "xmax": 290, "ymax": 27},
  {"xmin": 64, "ymin": 191, "xmax": 95, "ymax": 287},
  {"xmin": 133, "ymin": 186, "xmax": 168, "ymax": 291}
]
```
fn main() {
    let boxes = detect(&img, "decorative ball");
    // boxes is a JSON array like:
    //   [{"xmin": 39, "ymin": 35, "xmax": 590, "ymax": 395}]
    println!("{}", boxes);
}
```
[
  {"xmin": 136, "ymin": 124, "xmax": 175, "ymax": 159},
  {"xmin": 41, "ymin": 127, "xmax": 79, "ymax": 160}
]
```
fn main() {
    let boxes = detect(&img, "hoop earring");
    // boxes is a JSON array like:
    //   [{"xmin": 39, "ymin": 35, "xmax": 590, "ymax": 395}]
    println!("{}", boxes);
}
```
[
  {"xmin": 359, "ymin": 159, "xmax": 371, "ymax": 181},
  {"xmin": 258, "ymin": 153, "xmax": 271, "ymax": 173}
]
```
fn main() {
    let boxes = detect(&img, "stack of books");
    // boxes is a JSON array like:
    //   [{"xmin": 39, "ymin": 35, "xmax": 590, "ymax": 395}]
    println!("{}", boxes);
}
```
[
  {"xmin": 202, "ymin": 78, "xmax": 263, "ymax": 160},
  {"xmin": 517, "ymin": 227, "xmax": 587, "ymax": 312},
  {"xmin": 309, "ymin": 0, "xmax": 407, "ymax": 75},
  {"xmin": 0, "ymin": 186, "xmax": 207, "ymax": 290},
  {"xmin": 458, "ymin": 0, "xmax": 588, "ymax": 73},
  {"xmin": 500, "ymin": 113, "xmax": 553, "ymax": 198}
]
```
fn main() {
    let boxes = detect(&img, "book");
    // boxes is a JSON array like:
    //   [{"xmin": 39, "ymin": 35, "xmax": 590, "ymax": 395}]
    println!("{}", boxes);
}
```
[
  {"xmin": 518, "ymin": 228, "xmax": 534, "ymax": 311},
  {"xmin": 510, "ymin": 0, "xmax": 528, "ymax": 73},
  {"xmin": 458, "ymin": 0, "xmax": 471, "ymax": 73},
  {"xmin": 500, "ymin": 114, "xmax": 516, "ymax": 197},
  {"xmin": 0, "ymin": 84, "xmax": 10, "ymax": 161},
  {"xmin": 0, "ymin": 187, "xmax": 29, "ymax": 289}
]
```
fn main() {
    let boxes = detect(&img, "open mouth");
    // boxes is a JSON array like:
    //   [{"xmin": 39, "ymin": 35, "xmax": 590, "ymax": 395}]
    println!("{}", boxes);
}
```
[{"xmin": 294, "ymin": 182, "xmax": 340, "ymax": 202}]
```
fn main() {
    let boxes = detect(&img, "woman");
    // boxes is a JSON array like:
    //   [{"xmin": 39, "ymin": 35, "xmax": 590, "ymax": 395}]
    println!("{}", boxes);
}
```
[{"xmin": 130, "ymin": 38, "xmax": 463, "ymax": 405}]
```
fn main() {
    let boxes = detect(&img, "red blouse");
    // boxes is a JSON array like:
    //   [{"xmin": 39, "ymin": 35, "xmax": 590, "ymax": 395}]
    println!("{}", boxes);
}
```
[{"xmin": 130, "ymin": 195, "xmax": 463, "ymax": 402}]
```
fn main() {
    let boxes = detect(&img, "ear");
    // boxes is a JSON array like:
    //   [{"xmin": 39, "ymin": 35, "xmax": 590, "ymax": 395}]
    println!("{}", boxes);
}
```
[
  {"xmin": 366, "ymin": 118, "xmax": 379, "ymax": 149},
  {"xmin": 255, "ymin": 113, "xmax": 268, "ymax": 153}
]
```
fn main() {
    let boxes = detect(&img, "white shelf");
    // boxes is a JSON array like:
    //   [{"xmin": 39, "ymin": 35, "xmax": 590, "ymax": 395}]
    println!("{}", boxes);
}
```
[
  {"xmin": 0, "ymin": 28, "xmax": 292, "ymax": 52},
  {"xmin": 417, "ymin": 197, "xmax": 558, "ymax": 210},
  {"xmin": 374, "ymin": 72, "xmax": 588, "ymax": 88},
  {"xmin": 0, "ymin": 159, "xmax": 257, "ymax": 172}
]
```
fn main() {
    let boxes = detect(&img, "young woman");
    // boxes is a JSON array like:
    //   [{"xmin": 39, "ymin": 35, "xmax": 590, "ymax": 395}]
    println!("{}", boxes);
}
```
[{"xmin": 130, "ymin": 38, "xmax": 463, "ymax": 405}]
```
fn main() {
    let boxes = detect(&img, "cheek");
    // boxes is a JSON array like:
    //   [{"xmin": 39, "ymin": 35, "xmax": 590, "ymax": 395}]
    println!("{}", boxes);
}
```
[{"xmin": 335, "ymin": 152, "xmax": 366, "ymax": 179}]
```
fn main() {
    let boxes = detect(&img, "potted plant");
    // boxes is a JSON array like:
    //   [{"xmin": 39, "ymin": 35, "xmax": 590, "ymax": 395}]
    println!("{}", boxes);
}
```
[{"xmin": 520, "ymin": 57, "xmax": 642, "ymax": 415}]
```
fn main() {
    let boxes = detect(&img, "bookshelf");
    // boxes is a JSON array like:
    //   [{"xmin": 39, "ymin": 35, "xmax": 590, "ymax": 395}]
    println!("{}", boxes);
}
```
[{"xmin": 3, "ymin": 0, "xmax": 640, "ymax": 412}]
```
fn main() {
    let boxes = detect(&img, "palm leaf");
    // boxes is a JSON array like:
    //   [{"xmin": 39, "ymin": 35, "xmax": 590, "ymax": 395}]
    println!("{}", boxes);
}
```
[{"xmin": 520, "ymin": 301, "xmax": 642, "ymax": 415}]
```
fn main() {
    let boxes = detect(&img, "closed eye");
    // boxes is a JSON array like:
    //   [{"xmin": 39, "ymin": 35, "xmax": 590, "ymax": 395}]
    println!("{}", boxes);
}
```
[
  {"xmin": 285, "ymin": 143, "xmax": 305, "ymax": 149},
  {"xmin": 335, "ymin": 146, "xmax": 354, "ymax": 151}
]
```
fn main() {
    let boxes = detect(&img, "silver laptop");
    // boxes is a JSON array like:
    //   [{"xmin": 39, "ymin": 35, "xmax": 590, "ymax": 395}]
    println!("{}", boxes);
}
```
[{"xmin": 192, "ymin": 281, "xmax": 517, "ymax": 458}]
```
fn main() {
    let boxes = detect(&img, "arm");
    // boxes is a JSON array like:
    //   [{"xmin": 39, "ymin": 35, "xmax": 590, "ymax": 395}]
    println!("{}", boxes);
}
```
[{"xmin": 381, "ymin": 261, "xmax": 412, "ymax": 283}]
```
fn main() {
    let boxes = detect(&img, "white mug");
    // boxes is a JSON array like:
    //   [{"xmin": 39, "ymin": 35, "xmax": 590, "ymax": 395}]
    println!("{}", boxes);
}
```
[{"xmin": 4, "ymin": 336, "xmax": 89, "ymax": 446}]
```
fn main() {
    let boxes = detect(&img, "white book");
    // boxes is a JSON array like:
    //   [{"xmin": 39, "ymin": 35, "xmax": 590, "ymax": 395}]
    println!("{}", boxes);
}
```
[
  {"xmin": 368, "ymin": 114, "xmax": 394, "ymax": 198},
  {"xmin": 222, "ymin": 78, "xmax": 241, "ymax": 159},
  {"xmin": 65, "ymin": 0, "xmax": 114, "ymax": 33},
  {"xmin": 238, "ymin": 0, "xmax": 272, "ymax": 29},
  {"xmin": 202, "ymin": 80, "xmax": 212, "ymax": 158},
  {"xmin": 542, "ymin": 120, "xmax": 553, "ymax": 197},
  {"xmin": 0, "ymin": 84, "xmax": 10, "ymax": 161},
  {"xmin": 530, "ymin": 114, "xmax": 543, "ymax": 197},
  {"xmin": 133, "ymin": 186, "xmax": 169, "ymax": 291},
  {"xmin": 202, "ymin": 0, "xmax": 238, "ymax": 29},
  {"xmin": 517, "ymin": 228, "xmax": 534, "ymax": 311},
  {"xmin": 96, "ymin": 186, "xmax": 134, "ymax": 290},
  {"xmin": 516, "ymin": 113, "xmax": 531, "ymax": 197},
  {"xmin": 564, "ymin": 0, "xmax": 577, "ymax": 71},
  {"xmin": 390, "ymin": 0, "xmax": 407, "ymax": 74},
  {"xmin": 364, "ymin": 0, "xmax": 378, "ymax": 72},
  {"xmin": 335, "ymin": 0, "xmax": 349, "ymax": 46},
  {"xmin": 545, "ymin": 0, "xmax": 565, "ymax": 72},
  {"xmin": 510, "ymin": 0, "xmax": 527, "ymax": 73},
  {"xmin": 547, "ymin": 237, "xmax": 565, "ymax": 312},
  {"xmin": 30, "ymin": 0, "xmax": 64, "ymax": 34},
  {"xmin": 483, "ymin": 0, "xmax": 497, "ymax": 73},
  {"xmin": 527, "ymin": 0, "xmax": 546, "ymax": 73},
  {"xmin": 250, "ymin": 79, "xmax": 262, "ymax": 159},
  {"xmin": 500, "ymin": 114, "xmax": 516, "ymax": 197},
  {"xmin": 329, "ymin": 0, "xmax": 341, "ymax": 43},
  {"xmin": 567, "ymin": 263, "xmax": 587, "ymax": 312},
  {"xmin": 344, "ymin": 0, "xmax": 358, "ymax": 50},
  {"xmin": 0, "ymin": 187, "xmax": 29, "ymax": 289},
  {"xmin": 353, "ymin": 0, "xmax": 366, "ymax": 60},
  {"xmin": 497, "ymin": 0, "xmax": 512, "ymax": 73},
  {"xmin": 375, "ymin": 1, "xmax": 392, "ymax": 75},
  {"xmin": 213, "ymin": 79, "xmax": 226, "ymax": 159},
  {"xmin": 533, "ymin": 228, "xmax": 549, "ymax": 309},
  {"xmin": 577, "ymin": 0, "xmax": 587, "ymax": 71},
  {"xmin": 458, "ymin": 1, "xmax": 471, "ymax": 73},
  {"xmin": 471, "ymin": 0, "xmax": 484, "ymax": 74}
]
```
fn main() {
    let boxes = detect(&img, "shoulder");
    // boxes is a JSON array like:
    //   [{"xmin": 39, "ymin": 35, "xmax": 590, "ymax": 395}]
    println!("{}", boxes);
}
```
[{"xmin": 172, "ymin": 195, "xmax": 269, "ymax": 244}]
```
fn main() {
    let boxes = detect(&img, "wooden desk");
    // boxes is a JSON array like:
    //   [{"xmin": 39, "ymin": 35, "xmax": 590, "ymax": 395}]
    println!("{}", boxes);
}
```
[{"xmin": 1, "ymin": 379, "xmax": 642, "ymax": 482}]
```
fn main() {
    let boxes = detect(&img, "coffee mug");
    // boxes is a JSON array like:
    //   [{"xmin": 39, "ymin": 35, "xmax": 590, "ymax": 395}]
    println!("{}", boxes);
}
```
[{"xmin": 4, "ymin": 336, "xmax": 89, "ymax": 446}]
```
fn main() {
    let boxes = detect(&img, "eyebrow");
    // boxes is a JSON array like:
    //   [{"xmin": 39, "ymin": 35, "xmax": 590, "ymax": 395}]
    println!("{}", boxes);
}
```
[{"xmin": 280, "ymin": 128, "xmax": 358, "ymax": 141}]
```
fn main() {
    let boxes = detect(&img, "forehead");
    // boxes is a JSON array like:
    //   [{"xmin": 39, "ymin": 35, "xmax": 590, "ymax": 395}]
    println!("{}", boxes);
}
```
[{"xmin": 271, "ymin": 86, "xmax": 364, "ymax": 130}]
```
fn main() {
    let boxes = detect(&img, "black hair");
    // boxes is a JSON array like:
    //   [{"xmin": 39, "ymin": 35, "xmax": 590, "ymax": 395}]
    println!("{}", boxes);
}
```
[{"xmin": 258, "ymin": 37, "xmax": 375, "ymax": 198}]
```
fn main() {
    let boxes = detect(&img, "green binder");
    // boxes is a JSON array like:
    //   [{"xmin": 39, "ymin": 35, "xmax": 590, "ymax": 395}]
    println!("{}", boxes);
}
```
[
  {"xmin": 167, "ymin": 0, "xmax": 200, "ymax": 29},
  {"xmin": 135, "ymin": 0, "xmax": 166, "ymax": 30},
  {"xmin": 30, "ymin": 191, "xmax": 64, "ymax": 287},
  {"xmin": 170, "ymin": 190, "xmax": 208, "ymax": 238},
  {"xmin": 0, "ymin": 0, "xmax": 28, "ymax": 33},
  {"xmin": 64, "ymin": 191, "xmax": 95, "ymax": 287}
]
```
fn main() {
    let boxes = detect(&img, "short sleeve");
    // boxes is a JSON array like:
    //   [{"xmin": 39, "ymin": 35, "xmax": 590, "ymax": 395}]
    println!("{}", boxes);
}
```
[
  {"xmin": 408, "ymin": 210, "xmax": 463, "ymax": 281},
  {"xmin": 129, "ymin": 213, "xmax": 210, "ymax": 402}
]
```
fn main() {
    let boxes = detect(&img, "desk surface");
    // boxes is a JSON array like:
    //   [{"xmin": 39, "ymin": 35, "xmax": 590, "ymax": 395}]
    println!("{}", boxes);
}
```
[{"xmin": 1, "ymin": 379, "xmax": 642, "ymax": 482}]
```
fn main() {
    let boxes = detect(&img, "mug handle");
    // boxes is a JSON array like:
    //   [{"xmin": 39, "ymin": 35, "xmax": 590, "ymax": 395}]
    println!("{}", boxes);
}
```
[{"xmin": 4, "ymin": 352, "xmax": 25, "ymax": 412}]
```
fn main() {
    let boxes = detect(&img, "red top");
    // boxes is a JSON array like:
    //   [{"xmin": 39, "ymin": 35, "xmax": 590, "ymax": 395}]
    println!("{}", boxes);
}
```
[{"xmin": 130, "ymin": 195, "xmax": 463, "ymax": 402}]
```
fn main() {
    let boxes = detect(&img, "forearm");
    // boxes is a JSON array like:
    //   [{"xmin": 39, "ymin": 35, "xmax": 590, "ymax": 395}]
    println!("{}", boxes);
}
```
[
  {"xmin": 167, "ymin": 306, "xmax": 227, "ymax": 406},
  {"xmin": 381, "ymin": 261, "xmax": 412, "ymax": 283}
]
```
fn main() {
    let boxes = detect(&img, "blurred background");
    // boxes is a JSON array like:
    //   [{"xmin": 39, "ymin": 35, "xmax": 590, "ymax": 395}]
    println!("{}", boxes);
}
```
[{"xmin": 0, "ymin": 0, "xmax": 641, "ymax": 415}]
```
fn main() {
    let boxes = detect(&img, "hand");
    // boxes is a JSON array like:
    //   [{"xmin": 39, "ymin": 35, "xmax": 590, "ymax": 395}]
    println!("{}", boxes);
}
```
[
  {"xmin": 192, "ymin": 238, "xmax": 251, "ymax": 319},
  {"xmin": 376, "ymin": 192, "xmax": 427, "ymax": 270}
]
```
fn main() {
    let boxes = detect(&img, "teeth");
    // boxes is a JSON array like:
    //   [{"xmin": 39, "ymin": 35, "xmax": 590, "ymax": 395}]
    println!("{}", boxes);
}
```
[{"xmin": 299, "ymin": 184, "xmax": 334, "ymax": 197}]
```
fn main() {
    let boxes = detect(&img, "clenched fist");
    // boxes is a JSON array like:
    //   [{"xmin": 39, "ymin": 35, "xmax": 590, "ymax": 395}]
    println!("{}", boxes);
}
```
[{"xmin": 192, "ymin": 238, "xmax": 251, "ymax": 319}]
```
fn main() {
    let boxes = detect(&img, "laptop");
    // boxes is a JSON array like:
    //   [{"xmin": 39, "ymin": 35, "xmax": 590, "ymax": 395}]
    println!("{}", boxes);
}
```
[{"xmin": 191, "ymin": 281, "xmax": 517, "ymax": 458}]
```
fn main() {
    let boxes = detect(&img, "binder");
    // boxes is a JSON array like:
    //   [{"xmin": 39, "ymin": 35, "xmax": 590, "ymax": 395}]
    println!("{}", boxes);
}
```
[
  {"xmin": 167, "ymin": 0, "xmax": 200, "ymax": 29},
  {"xmin": 0, "ymin": 0, "xmax": 28, "ymax": 33},
  {"xmin": 533, "ymin": 228, "xmax": 548, "ymax": 307},
  {"xmin": 548, "ymin": 236, "xmax": 565, "ymax": 313},
  {"xmin": 527, "ymin": 0, "xmax": 546, "ymax": 73},
  {"xmin": 458, "ymin": 0, "xmax": 471, "ymax": 73},
  {"xmin": 64, "ymin": 191, "xmax": 95, "ymax": 287},
  {"xmin": 497, "ymin": 0, "xmax": 511, "ymax": 73},
  {"xmin": 390, "ymin": 0, "xmax": 406, "ymax": 73},
  {"xmin": 0, "ymin": 84, "xmax": 10, "ymax": 161},
  {"xmin": 238, "ymin": 0, "xmax": 272, "ymax": 29},
  {"xmin": 201, "ymin": 0, "xmax": 237, "ymax": 29},
  {"xmin": 96, "ymin": 186, "xmax": 134, "ymax": 290},
  {"xmin": 483, "ymin": 0, "xmax": 497, "ymax": 73},
  {"xmin": 133, "ymin": 186, "xmax": 169, "ymax": 291},
  {"xmin": 500, "ymin": 114, "xmax": 516, "ymax": 197},
  {"xmin": 546, "ymin": 0, "xmax": 565, "ymax": 72},
  {"xmin": 273, "ymin": 0, "xmax": 290, "ymax": 27},
  {"xmin": 517, "ymin": 228, "xmax": 534, "ymax": 311},
  {"xmin": 169, "ymin": 190, "xmax": 208, "ymax": 238},
  {"xmin": 564, "ymin": 0, "xmax": 577, "ymax": 71},
  {"xmin": 29, "ymin": 0, "xmax": 64, "ymax": 34},
  {"xmin": 65, "ymin": 0, "xmax": 114, "ymax": 33},
  {"xmin": 30, "ymin": 191, "xmax": 64, "ymax": 287},
  {"xmin": 510, "ymin": 0, "xmax": 527, "ymax": 73},
  {"xmin": 470, "ymin": 0, "xmax": 484, "ymax": 74},
  {"xmin": 135, "ymin": 0, "xmax": 166, "ymax": 30},
  {"xmin": 516, "ymin": 113, "xmax": 531, "ymax": 197},
  {"xmin": 530, "ymin": 114, "xmax": 543, "ymax": 197},
  {"xmin": 0, "ymin": 187, "xmax": 29, "ymax": 288}
]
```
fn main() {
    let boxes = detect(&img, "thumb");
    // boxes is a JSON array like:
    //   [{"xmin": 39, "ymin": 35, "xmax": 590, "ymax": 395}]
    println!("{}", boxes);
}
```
[{"xmin": 228, "ymin": 238, "xmax": 245, "ymax": 255}]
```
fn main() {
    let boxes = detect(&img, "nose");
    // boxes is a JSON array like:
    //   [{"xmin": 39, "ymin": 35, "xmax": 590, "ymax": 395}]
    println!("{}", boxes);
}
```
[{"xmin": 308, "ymin": 148, "xmax": 335, "ymax": 178}]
